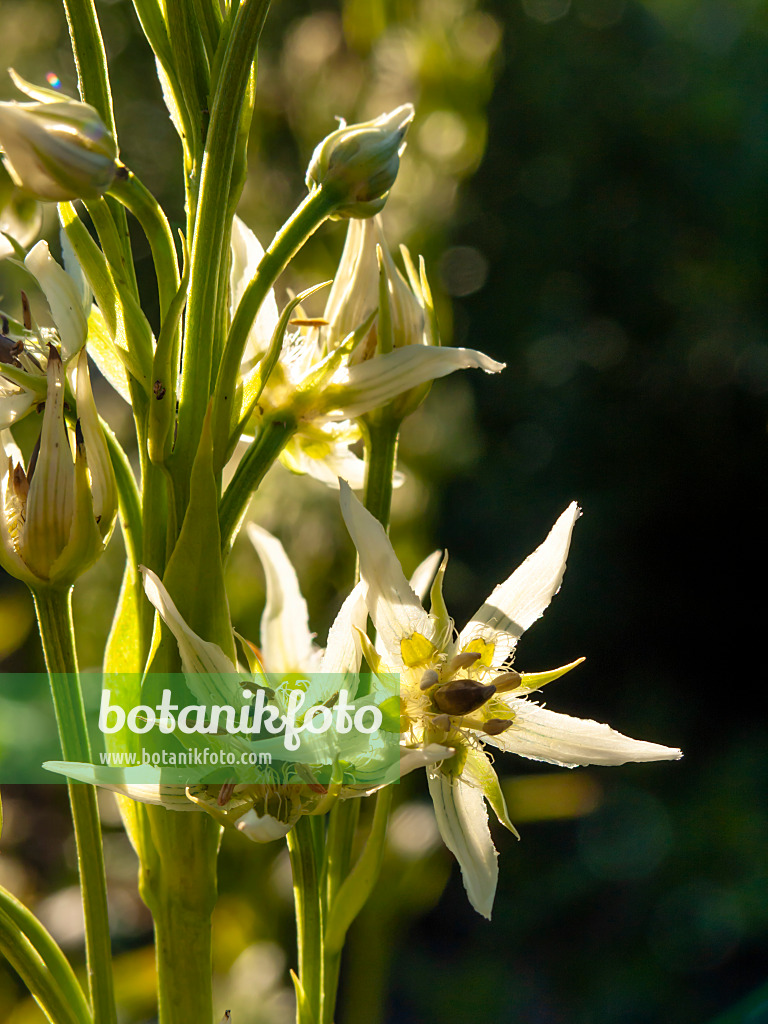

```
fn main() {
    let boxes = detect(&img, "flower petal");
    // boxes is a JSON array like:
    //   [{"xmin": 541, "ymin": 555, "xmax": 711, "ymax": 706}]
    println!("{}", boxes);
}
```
[
  {"xmin": 427, "ymin": 768, "xmax": 498, "ymax": 919},
  {"xmin": 320, "ymin": 581, "xmax": 367, "ymax": 674},
  {"xmin": 247, "ymin": 522, "xmax": 321, "ymax": 674},
  {"xmin": 43, "ymin": 761, "xmax": 197, "ymax": 809},
  {"xmin": 399, "ymin": 743, "xmax": 453, "ymax": 776},
  {"xmin": 319, "ymin": 346, "xmax": 505, "ymax": 421},
  {"xmin": 459, "ymin": 502, "xmax": 580, "ymax": 666},
  {"xmin": 236, "ymin": 809, "xmax": 296, "ymax": 842},
  {"xmin": 409, "ymin": 550, "xmax": 442, "ymax": 603},
  {"xmin": 339, "ymin": 480, "xmax": 434, "ymax": 663},
  {"xmin": 488, "ymin": 699, "xmax": 683, "ymax": 767},
  {"xmin": 141, "ymin": 567, "xmax": 237, "ymax": 676},
  {"xmin": 230, "ymin": 216, "xmax": 279, "ymax": 366},
  {"xmin": 25, "ymin": 240, "xmax": 88, "ymax": 360}
]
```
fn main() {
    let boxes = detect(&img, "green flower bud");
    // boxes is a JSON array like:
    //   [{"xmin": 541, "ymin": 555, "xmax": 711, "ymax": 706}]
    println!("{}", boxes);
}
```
[
  {"xmin": 306, "ymin": 104, "xmax": 414, "ymax": 219},
  {"xmin": 0, "ymin": 347, "xmax": 117, "ymax": 589},
  {"xmin": 0, "ymin": 70, "xmax": 117, "ymax": 202}
]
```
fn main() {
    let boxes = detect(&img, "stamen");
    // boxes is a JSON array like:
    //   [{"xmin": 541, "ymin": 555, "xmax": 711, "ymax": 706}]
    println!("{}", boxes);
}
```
[
  {"xmin": 433, "ymin": 678, "xmax": 496, "ymax": 716},
  {"xmin": 491, "ymin": 670, "xmax": 522, "ymax": 693},
  {"xmin": 419, "ymin": 669, "xmax": 439, "ymax": 691},
  {"xmin": 446, "ymin": 651, "xmax": 482, "ymax": 678},
  {"xmin": 483, "ymin": 718, "xmax": 514, "ymax": 736},
  {"xmin": 20, "ymin": 291, "xmax": 31, "ymax": 331}
]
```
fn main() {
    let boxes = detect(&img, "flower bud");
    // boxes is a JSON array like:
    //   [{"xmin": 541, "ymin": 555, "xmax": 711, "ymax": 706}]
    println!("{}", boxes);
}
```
[
  {"xmin": 0, "ymin": 70, "xmax": 117, "ymax": 202},
  {"xmin": 306, "ymin": 104, "xmax": 414, "ymax": 219},
  {"xmin": 0, "ymin": 346, "xmax": 116, "ymax": 589}
]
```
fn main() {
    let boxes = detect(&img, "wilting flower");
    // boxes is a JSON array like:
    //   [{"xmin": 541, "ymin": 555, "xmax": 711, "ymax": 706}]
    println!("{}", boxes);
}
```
[
  {"xmin": 0, "ymin": 239, "xmax": 90, "ymax": 429},
  {"xmin": 229, "ymin": 217, "xmax": 503, "ymax": 488},
  {"xmin": 0, "ymin": 70, "xmax": 117, "ymax": 201},
  {"xmin": 306, "ymin": 105, "xmax": 414, "ymax": 219},
  {"xmin": 339, "ymin": 481, "xmax": 682, "ymax": 918},
  {"xmin": 0, "ymin": 346, "xmax": 117, "ymax": 588}
]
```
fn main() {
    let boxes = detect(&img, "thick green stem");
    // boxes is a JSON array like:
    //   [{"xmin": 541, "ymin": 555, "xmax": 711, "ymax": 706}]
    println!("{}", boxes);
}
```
[
  {"xmin": 361, "ymin": 415, "xmax": 401, "ymax": 531},
  {"xmin": 211, "ymin": 188, "xmax": 338, "ymax": 467},
  {"xmin": 142, "ymin": 808, "xmax": 220, "ymax": 1024},
  {"xmin": 173, "ymin": 0, "xmax": 271, "ymax": 494},
  {"xmin": 32, "ymin": 588, "xmax": 116, "ymax": 1024},
  {"xmin": 218, "ymin": 415, "xmax": 297, "ymax": 552},
  {"xmin": 287, "ymin": 818, "xmax": 324, "ymax": 1024}
]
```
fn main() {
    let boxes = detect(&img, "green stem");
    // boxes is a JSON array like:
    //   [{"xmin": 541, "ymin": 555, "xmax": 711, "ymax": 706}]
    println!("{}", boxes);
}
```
[
  {"xmin": 0, "ymin": 886, "xmax": 91, "ymax": 1024},
  {"xmin": 218, "ymin": 415, "xmax": 297, "ymax": 552},
  {"xmin": 211, "ymin": 188, "xmax": 338, "ymax": 467},
  {"xmin": 108, "ymin": 170, "xmax": 181, "ymax": 320},
  {"xmin": 141, "ymin": 809, "xmax": 220, "ymax": 1024},
  {"xmin": 173, "ymin": 0, "xmax": 271, "ymax": 495},
  {"xmin": 361, "ymin": 415, "xmax": 401, "ymax": 531},
  {"xmin": 61, "ymin": 0, "xmax": 115, "ymax": 134},
  {"xmin": 318, "ymin": 411, "xmax": 401, "ymax": 1022},
  {"xmin": 0, "ymin": 907, "xmax": 87, "ymax": 1024},
  {"xmin": 32, "ymin": 588, "xmax": 116, "ymax": 1024},
  {"xmin": 287, "ymin": 818, "xmax": 324, "ymax": 1024}
]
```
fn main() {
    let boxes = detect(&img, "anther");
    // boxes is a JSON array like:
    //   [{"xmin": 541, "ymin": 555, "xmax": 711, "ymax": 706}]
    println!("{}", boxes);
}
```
[
  {"xmin": 483, "ymin": 718, "xmax": 514, "ymax": 736},
  {"xmin": 491, "ymin": 670, "xmax": 522, "ymax": 693},
  {"xmin": 21, "ymin": 291, "xmax": 31, "ymax": 331},
  {"xmin": 419, "ymin": 669, "xmax": 439, "ymax": 691},
  {"xmin": 446, "ymin": 651, "xmax": 482, "ymax": 677},
  {"xmin": 433, "ymin": 678, "xmax": 496, "ymax": 716}
]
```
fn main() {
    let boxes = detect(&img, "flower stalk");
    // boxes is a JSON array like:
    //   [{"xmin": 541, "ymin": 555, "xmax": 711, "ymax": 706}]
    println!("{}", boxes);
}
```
[{"xmin": 32, "ymin": 586, "xmax": 116, "ymax": 1024}]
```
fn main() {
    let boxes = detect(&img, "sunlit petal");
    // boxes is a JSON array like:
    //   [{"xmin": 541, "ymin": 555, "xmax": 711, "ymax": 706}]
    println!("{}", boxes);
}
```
[{"xmin": 427, "ymin": 768, "xmax": 498, "ymax": 919}]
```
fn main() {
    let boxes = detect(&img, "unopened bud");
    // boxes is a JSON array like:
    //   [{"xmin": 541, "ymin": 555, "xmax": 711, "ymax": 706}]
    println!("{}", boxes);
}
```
[
  {"xmin": 433, "ymin": 678, "xmax": 496, "ymax": 717},
  {"xmin": 0, "ymin": 71, "xmax": 117, "ymax": 202},
  {"xmin": 306, "ymin": 104, "xmax": 414, "ymax": 218}
]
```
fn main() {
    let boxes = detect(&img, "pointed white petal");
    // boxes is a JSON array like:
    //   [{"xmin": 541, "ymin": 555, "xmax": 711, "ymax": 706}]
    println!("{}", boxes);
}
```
[
  {"xmin": 25, "ymin": 241, "xmax": 88, "ymax": 360},
  {"xmin": 409, "ymin": 550, "xmax": 442, "ymax": 603},
  {"xmin": 320, "ymin": 346, "xmax": 505, "ymax": 420},
  {"xmin": 459, "ymin": 502, "xmax": 580, "ymax": 667},
  {"xmin": 427, "ymin": 768, "xmax": 498, "ymax": 919},
  {"xmin": 246, "ymin": 522, "xmax": 320, "ymax": 674},
  {"xmin": 339, "ymin": 480, "xmax": 434, "ymax": 664},
  {"xmin": 280, "ymin": 434, "xmax": 368, "ymax": 490},
  {"xmin": 488, "ymin": 699, "xmax": 683, "ymax": 767},
  {"xmin": 320, "ymin": 582, "xmax": 367, "ymax": 674},
  {"xmin": 43, "ymin": 762, "xmax": 197, "ymax": 809},
  {"xmin": 230, "ymin": 216, "xmax": 279, "ymax": 365},
  {"xmin": 141, "ymin": 567, "xmax": 237, "ymax": 676},
  {"xmin": 236, "ymin": 808, "xmax": 295, "ymax": 842},
  {"xmin": 399, "ymin": 743, "xmax": 453, "ymax": 776},
  {"xmin": 323, "ymin": 217, "xmax": 378, "ymax": 347}
]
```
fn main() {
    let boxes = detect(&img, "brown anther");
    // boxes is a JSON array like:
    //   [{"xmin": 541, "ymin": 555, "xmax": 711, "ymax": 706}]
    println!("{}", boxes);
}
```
[
  {"xmin": 419, "ymin": 669, "xmax": 439, "ymax": 690},
  {"xmin": 47, "ymin": 342, "xmax": 62, "ymax": 365},
  {"xmin": 483, "ymin": 718, "xmax": 514, "ymax": 736},
  {"xmin": 21, "ymin": 291, "xmax": 31, "ymax": 331},
  {"xmin": 446, "ymin": 651, "xmax": 482, "ymax": 676},
  {"xmin": 289, "ymin": 318, "xmax": 329, "ymax": 328},
  {"xmin": 433, "ymin": 678, "xmax": 496, "ymax": 716},
  {"xmin": 432, "ymin": 714, "xmax": 451, "ymax": 731},
  {"xmin": 217, "ymin": 783, "xmax": 236, "ymax": 806},
  {"xmin": 153, "ymin": 380, "xmax": 166, "ymax": 400},
  {"xmin": 11, "ymin": 461, "xmax": 29, "ymax": 500},
  {"xmin": 491, "ymin": 670, "xmax": 522, "ymax": 693}
]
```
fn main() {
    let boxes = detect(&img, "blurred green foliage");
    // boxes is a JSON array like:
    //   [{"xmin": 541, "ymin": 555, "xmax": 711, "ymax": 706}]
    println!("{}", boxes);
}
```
[{"xmin": 0, "ymin": 0, "xmax": 766, "ymax": 1021}]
